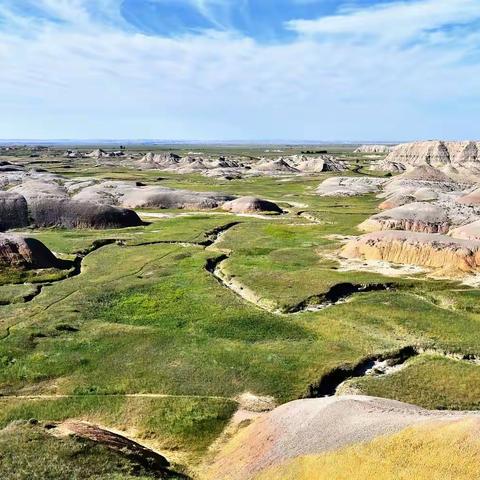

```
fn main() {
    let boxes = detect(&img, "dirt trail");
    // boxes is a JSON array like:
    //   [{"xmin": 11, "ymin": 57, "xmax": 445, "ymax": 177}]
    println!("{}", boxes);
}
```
[{"xmin": 0, "ymin": 393, "xmax": 235, "ymax": 401}]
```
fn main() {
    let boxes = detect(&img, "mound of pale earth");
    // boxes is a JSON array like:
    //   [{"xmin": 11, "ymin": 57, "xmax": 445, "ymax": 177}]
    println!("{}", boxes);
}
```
[
  {"xmin": 74, "ymin": 181, "xmax": 235, "ymax": 210},
  {"xmin": 369, "ymin": 159, "xmax": 406, "ymax": 173},
  {"xmin": 449, "ymin": 220, "xmax": 480, "ymax": 241},
  {"xmin": 354, "ymin": 145, "xmax": 393, "ymax": 154},
  {"xmin": 382, "ymin": 166, "xmax": 461, "ymax": 198},
  {"xmin": 203, "ymin": 168, "xmax": 244, "ymax": 180},
  {"xmin": 255, "ymin": 419, "xmax": 480, "ymax": 480},
  {"xmin": 342, "ymin": 231, "xmax": 480, "ymax": 273},
  {"xmin": 412, "ymin": 187, "xmax": 439, "ymax": 201},
  {"xmin": 395, "ymin": 165, "xmax": 454, "ymax": 183},
  {"xmin": 286, "ymin": 155, "xmax": 347, "ymax": 173},
  {"xmin": 254, "ymin": 159, "xmax": 299, "ymax": 174},
  {"xmin": 31, "ymin": 200, "xmax": 143, "ymax": 229},
  {"xmin": 0, "ymin": 233, "xmax": 65, "ymax": 269},
  {"xmin": 11, "ymin": 179, "xmax": 68, "ymax": 198},
  {"xmin": 316, "ymin": 177, "xmax": 387, "ymax": 196},
  {"xmin": 359, "ymin": 202, "xmax": 450, "ymax": 234},
  {"xmin": 378, "ymin": 193, "xmax": 414, "ymax": 210},
  {"xmin": 121, "ymin": 186, "xmax": 235, "ymax": 209},
  {"xmin": 457, "ymin": 188, "xmax": 480, "ymax": 205},
  {"xmin": 72, "ymin": 181, "xmax": 133, "ymax": 204},
  {"xmin": 140, "ymin": 151, "xmax": 181, "ymax": 167},
  {"xmin": 222, "ymin": 197, "xmax": 282, "ymax": 214},
  {"xmin": 207, "ymin": 396, "xmax": 477, "ymax": 480},
  {"xmin": 0, "ymin": 191, "xmax": 29, "ymax": 231}
]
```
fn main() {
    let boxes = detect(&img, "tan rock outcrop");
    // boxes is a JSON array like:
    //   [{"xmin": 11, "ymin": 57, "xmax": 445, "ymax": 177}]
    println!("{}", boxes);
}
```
[{"xmin": 342, "ymin": 231, "xmax": 480, "ymax": 273}]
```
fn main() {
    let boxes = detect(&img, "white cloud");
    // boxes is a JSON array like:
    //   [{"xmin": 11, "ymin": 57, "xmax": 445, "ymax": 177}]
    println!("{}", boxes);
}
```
[
  {"xmin": 287, "ymin": 0, "xmax": 480, "ymax": 43},
  {"xmin": 0, "ymin": 0, "xmax": 479, "ymax": 140}
]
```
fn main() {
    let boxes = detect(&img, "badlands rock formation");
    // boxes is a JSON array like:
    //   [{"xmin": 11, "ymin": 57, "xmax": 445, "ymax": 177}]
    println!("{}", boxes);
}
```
[
  {"xmin": 0, "ymin": 233, "xmax": 66, "ymax": 269},
  {"xmin": 449, "ymin": 220, "xmax": 480, "ymax": 241},
  {"xmin": 342, "ymin": 231, "xmax": 480, "ymax": 274},
  {"xmin": 11, "ymin": 181, "xmax": 143, "ymax": 229},
  {"xmin": 207, "ymin": 395, "xmax": 479, "ymax": 480},
  {"xmin": 75, "ymin": 181, "xmax": 235, "ymax": 210},
  {"xmin": 0, "ymin": 191, "xmax": 29, "ymax": 231},
  {"xmin": 121, "ymin": 186, "xmax": 234, "ymax": 209},
  {"xmin": 358, "ymin": 202, "xmax": 450, "ymax": 234},
  {"xmin": 284, "ymin": 155, "xmax": 347, "ymax": 173},
  {"xmin": 354, "ymin": 145, "xmax": 394, "ymax": 154},
  {"xmin": 254, "ymin": 158, "xmax": 299, "ymax": 174},
  {"xmin": 378, "ymin": 193, "xmax": 414, "ymax": 210},
  {"xmin": 381, "ymin": 141, "xmax": 480, "ymax": 181},
  {"xmin": 138, "ymin": 152, "xmax": 346, "ymax": 178},
  {"xmin": 0, "ymin": 163, "xmax": 245, "ymax": 228},
  {"xmin": 369, "ymin": 159, "xmax": 406, "ymax": 173},
  {"xmin": 222, "ymin": 197, "xmax": 282, "ymax": 214},
  {"xmin": 382, "ymin": 165, "xmax": 461, "ymax": 198},
  {"xmin": 457, "ymin": 188, "xmax": 480, "ymax": 205},
  {"xmin": 316, "ymin": 176, "xmax": 387, "ymax": 196}
]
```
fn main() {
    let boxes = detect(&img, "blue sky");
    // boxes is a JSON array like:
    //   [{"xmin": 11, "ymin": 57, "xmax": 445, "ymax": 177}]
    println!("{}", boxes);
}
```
[{"xmin": 0, "ymin": 0, "xmax": 479, "ymax": 141}]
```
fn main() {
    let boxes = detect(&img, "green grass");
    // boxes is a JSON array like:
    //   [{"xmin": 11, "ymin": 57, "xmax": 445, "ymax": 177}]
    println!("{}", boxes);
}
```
[
  {"xmin": 346, "ymin": 355, "xmax": 480, "ymax": 410},
  {"xmin": 0, "ymin": 422, "xmax": 179, "ymax": 480},
  {"xmin": 1, "ymin": 154, "xmax": 480, "ymax": 474},
  {"xmin": 0, "ymin": 284, "xmax": 39, "ymax": 305},
  {"xmin": 0, "ymin": 396, "xmax": 236, "ymax": 455}
]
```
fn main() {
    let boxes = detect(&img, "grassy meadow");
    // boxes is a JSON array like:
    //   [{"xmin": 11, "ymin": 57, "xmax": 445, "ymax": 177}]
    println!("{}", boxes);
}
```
[{"xmin": 1, "ymin": 149, "xmax": 480, "ymax": 475}]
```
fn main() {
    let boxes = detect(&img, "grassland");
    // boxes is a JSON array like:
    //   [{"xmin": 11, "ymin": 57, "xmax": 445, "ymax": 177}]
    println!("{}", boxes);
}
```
[
  {"xmin": 1, "ymin": 149, "xmax": 480, "ymax": 476},
  {"xmin": 346, "ymin": 355, "xmax": 480, "ymax": 410},
  {"xmin": 0, "ymin": 421, "xmax": 183, "ymax": 479}
]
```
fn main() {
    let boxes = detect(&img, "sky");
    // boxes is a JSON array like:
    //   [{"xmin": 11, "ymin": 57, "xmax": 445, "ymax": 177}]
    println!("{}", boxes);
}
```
[{"xmin": 0, "ymin": 0, "xmax": 479, "ymax": 141}]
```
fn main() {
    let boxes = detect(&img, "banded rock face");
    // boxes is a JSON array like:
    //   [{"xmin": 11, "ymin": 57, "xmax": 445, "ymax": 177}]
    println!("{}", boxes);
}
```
[
  {"xmin": 0, "ymin": 233, "xmax": 65, "ymax": 269},
  {"xmin": 385, "ymin": 141, "xmax": 480, "ymax": 170},
  {"xmin": 342, "ymin": 231, "xmax": 480, "ymax": 273},
  {"xmin": 358, "ymin": 202, "xmax": 450, "ymax": 234}
]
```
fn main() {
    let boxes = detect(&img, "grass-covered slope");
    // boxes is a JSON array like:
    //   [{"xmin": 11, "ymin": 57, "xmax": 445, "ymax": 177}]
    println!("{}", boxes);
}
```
[{"xmin": 0, "ymin": 421, "xmax": 182, "ymax": 480}]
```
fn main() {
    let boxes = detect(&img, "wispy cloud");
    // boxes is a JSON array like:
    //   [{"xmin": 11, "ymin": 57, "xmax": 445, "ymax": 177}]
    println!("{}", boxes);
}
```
[{"xmin": 0, "ymin": 0, "xmax": 479, "ymax": 140}]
